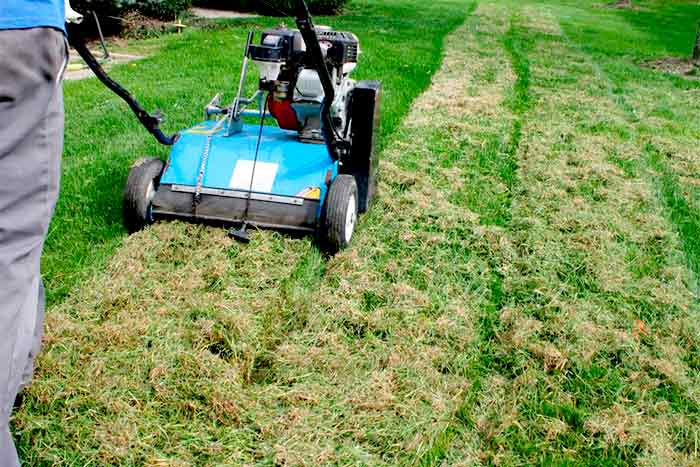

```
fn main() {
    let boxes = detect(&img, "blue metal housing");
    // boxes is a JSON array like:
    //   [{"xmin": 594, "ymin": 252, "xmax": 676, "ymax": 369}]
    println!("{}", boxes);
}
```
[
  {"xmin": 152, "ymin": 120, "xmax": 339, "ymax": 230},
  {"xmin": 161, "ymin": 121, "xmax": 336, "ymax": 199}
]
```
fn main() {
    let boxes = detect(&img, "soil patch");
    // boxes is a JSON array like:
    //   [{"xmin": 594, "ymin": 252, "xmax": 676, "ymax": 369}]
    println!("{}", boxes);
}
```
[
  {"xmin": 642, "ymin": 57, "xmax": 700, "ymax": 79},
  {"xmin": 606, "ymin": 0, "xmax": 634, "ymax": 9}
]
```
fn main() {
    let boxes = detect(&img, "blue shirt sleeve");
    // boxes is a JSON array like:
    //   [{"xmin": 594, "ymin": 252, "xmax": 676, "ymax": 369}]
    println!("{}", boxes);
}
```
[{"xmin": 0, "ymin": 0, "xmax": 66, "ymax": 32}]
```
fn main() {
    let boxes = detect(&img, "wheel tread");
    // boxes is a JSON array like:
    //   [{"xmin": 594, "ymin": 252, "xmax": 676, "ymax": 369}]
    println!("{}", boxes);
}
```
[
  {"xmin": 323, "ymin": 174, "xmax": 358, "ymax": 253},
  {"xmin": 123, "ymin": 157, "xmax": 164, "ymax": 233}
]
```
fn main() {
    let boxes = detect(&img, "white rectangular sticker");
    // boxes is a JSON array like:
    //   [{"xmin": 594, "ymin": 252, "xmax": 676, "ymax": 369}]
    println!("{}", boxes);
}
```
[{"xmin": 228, "ymin": 160, "xmax": 278, "ymax": 193}]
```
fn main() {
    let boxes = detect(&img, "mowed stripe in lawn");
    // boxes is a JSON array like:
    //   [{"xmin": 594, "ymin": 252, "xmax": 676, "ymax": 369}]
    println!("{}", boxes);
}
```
[
  {"xmin": 14, "ymin": 4, "xmax": 509, "ymax": 466},
  {"xmin": 553, "ymin": 0, "xmax": 700, "ymax": 289},
  {"xmin": 415, "ymin": 2, "xmax": 523, "ymax": 464},
  {"xmin": 428, "ymin": 1, "xmax": 700, "ymax": 465}
]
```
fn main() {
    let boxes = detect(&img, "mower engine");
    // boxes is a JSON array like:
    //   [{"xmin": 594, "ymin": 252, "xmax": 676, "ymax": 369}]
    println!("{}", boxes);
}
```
[{"xmin": 249, "ymin": 27, "xmax": 360, "ymax": 142}]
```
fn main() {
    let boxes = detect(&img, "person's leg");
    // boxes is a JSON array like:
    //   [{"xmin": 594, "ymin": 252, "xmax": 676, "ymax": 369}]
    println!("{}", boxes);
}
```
[
  {"xmin": 19, "ymin": 75, "xmax": 64, "ymax": 394},
  {"xmin": 0, "ymin": 27, "xmax": 66, "ymax": 466},
  {"xmin": 0, "ymin": 427, "xmax": 18, "ymax": 467},
  {"xmin": 18, "ymin": 280, "xmax": 47, "ymax": 395}
]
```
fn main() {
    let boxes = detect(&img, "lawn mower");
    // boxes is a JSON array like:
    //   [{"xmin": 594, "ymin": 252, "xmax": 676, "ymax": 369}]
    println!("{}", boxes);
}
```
[{"xmin": 67, "ymin": 0, "xmax": 381, "ymax": 252}]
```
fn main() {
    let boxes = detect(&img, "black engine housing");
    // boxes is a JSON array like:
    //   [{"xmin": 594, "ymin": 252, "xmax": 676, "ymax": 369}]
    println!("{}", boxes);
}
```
[{"xmin": 248, "ymin": 26, "xmax": 359, "ymax": 69}]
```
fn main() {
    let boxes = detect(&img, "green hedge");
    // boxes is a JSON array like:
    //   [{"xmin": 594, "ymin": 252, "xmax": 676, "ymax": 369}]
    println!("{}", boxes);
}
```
[
  {"xmin": 72, "ymin": 0, "xmax": 192, "ymax": 20},
  {"xmin": 192, "ymin": 0, "xmax": 348, "ymax": 15},
  {"xmin": 139, "ymin": 0, "xmax": 193, "ymax": 18},
  {"xmin": 71, "ymin": 0, "xmax": 344, "ymax": 29}
]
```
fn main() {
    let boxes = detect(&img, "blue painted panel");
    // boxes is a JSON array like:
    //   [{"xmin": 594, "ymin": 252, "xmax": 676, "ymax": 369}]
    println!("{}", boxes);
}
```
[{"xmin": 161, "ymin": 121, "xmax": 337, "ymax": 202}]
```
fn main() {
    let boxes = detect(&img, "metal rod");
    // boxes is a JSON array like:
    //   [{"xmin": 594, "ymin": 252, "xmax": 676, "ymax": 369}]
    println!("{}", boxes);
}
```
[
  {"xmin": 240, "ymin": 94, "xmax": 269, "ymax": 225},
  {"xmin": 232, "ymin": 32, "xmax": 254, "ymax": 119},
  {"xmin": 239, "ymin": 90, "xmax": 263, "ymax": 107},
  {"xmin": 240, "ymin": 109, "xmax": 269, "ymax": 118},
  {"xmin": 226, "ymin": 32, "xmax": 254, "ymax": 136},
  {"xmin": 91, "ymin": 11, "xmax": 110, "ymax": 61}
]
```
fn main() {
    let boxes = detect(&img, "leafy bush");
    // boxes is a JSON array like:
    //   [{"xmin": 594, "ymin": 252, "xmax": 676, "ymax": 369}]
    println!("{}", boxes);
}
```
[
  {"xmin": 191, "ymin": 0, "xmax": 348, "ymax": 15},
  {"xmin": 72, "ymin": 0, "xmax": 192, "ymax": 20},
  {"xmin": 71, "ymin": 0, "xmax": 133, "ymax": 18},
  {"xmin": 139, "ymin": 0, "xmax": 193, "ymax": 19},
  {"xmin": 191, "ymin": 0, "xmax": 253, "ymax": 11},
  {"xmin": 308, "ymin": 0, "xmax": 348, "ymax": 15}
]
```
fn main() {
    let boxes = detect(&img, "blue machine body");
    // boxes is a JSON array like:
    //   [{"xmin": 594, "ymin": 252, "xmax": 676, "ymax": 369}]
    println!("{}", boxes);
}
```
[
  {"xmin": 162, "ymin": 121, "xmax": 336, "ymax": 200},
  {"xmin": 152, "ymin": 120, "xmax": 339, "ymax": 230}
]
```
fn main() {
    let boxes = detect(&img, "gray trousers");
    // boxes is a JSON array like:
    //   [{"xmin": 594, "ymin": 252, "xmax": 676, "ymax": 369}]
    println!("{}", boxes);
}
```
[{"xmin": 0, "ymin": 27, "xmax": 66, "ymax": 466}]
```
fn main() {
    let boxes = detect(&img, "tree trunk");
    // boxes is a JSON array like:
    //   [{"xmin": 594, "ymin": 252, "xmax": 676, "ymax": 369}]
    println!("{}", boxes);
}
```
[{"xmin": 693, "ymin": 23, "xmax": 700, "ymax": 61}]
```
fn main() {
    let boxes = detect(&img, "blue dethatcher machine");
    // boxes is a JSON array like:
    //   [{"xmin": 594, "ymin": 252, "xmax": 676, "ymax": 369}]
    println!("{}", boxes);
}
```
[{"xmin": 68, "ymin": 0, "xmax": 381, "ymax": 252}]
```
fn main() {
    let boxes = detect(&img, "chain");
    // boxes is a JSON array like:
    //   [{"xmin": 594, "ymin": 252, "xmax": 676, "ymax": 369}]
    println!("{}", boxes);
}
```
[{"xmin": 193, "ymin": 118, "xmax": 225, "ymax": 210}]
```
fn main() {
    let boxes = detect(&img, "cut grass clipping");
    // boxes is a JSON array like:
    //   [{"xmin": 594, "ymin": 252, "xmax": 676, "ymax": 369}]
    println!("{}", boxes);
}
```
[{"xmin": 17, "ymin": 0, "xmax": 700, "ymax": 465}]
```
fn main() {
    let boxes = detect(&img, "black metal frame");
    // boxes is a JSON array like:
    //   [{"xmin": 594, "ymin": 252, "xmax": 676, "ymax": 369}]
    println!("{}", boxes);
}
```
[{"xmin": 342, "ymin": 80, "xmax": 381, "ymax": 213}]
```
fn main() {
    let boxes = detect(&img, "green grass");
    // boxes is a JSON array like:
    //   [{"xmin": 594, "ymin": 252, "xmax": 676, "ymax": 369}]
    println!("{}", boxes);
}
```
[
  {"xmin": 551, "ymin": 0, "xmax": 700, "ymax": 285},
  {"xmin": 44, "ymin": 0, "xmax": 468, "ymax": 304},
  {"xmin": 645, "ymin": 142, "xmax": 700, "ymax": 281},
  {"xmin": 16, "ymin": 0, "xmax": 700, "ymax": 465}
]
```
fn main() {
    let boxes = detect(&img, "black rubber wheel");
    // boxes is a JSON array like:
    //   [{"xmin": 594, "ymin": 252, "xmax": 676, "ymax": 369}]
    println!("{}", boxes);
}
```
[
  {"xmin": 123, "ymin": 157, "xmax": 164, "ymax": 233},
  {"xmin": 322, "ymin": 174, "xmax": 358, "ymax": 253}
]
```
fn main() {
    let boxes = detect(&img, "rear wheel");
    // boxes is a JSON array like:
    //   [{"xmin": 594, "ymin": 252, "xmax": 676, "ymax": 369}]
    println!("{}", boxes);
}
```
[
  {"xmin": 123, "ymin": 157, "xmax": 164, "ymax": 233},
  {"xmin": 322, "ymin": 174, "xmax": 358, "ymax": 253}
]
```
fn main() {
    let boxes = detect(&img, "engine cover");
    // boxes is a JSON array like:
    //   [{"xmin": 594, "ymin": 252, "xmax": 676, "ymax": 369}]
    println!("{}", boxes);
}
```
[
  {"xmin": 248, "ymin": 28, "xmax": 304, "ymax": 63},
  {"xmin": 317, "ymin": 30, "xmax": 359, "ymax": 68},
  {"xmin": 249, "ymin": 26, "xmax": 360, "ymax": 140},
  {"xmin": 249, "ymin": 27, "xmax": 359, "ymax": 71}
]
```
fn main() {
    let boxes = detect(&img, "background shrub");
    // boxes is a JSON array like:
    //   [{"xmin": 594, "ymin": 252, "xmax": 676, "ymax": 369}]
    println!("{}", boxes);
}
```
[
  {"xmin": 191, "ymin": 0, "xmax": 348, "ymax": 15},
  {"xmin": 71, "ymin": 0, "xmax": 135, "ymax": 18},
  {"xmin": 72, "ymin": 0, "xmax": 193, "ymax": 20},
  {"xmin": 191, "ymin": 0, "xmax": 255, "ymax": 11},
  {"xmin": 70, "ymin": 0, "xmax": 344, "ymax": 36},
  {"xmin": 139, "ymin": 0, "xmax": 193, "ymax": 19}
]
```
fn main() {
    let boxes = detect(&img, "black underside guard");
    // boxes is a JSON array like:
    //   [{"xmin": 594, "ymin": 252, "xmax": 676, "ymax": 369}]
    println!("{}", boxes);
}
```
[{"xmin": 151, "ymin": 185, "xmax": 320, "ymax": 232}]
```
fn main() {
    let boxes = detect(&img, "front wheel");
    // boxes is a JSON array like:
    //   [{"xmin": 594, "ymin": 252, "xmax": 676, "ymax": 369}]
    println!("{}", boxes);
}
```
[
  {"xmin": 321, "ymin": 174, "xmax": 358, "ymax": 253},
  {"xmin": 123, "ymin": 157, "xmax": 164, "ymax": 233}
]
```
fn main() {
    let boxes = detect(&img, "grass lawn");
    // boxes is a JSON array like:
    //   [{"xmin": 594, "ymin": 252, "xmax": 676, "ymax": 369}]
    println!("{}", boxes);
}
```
[{"xmin": 14, "ymin": 0, "xmax": 700, "ymax": 465}]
